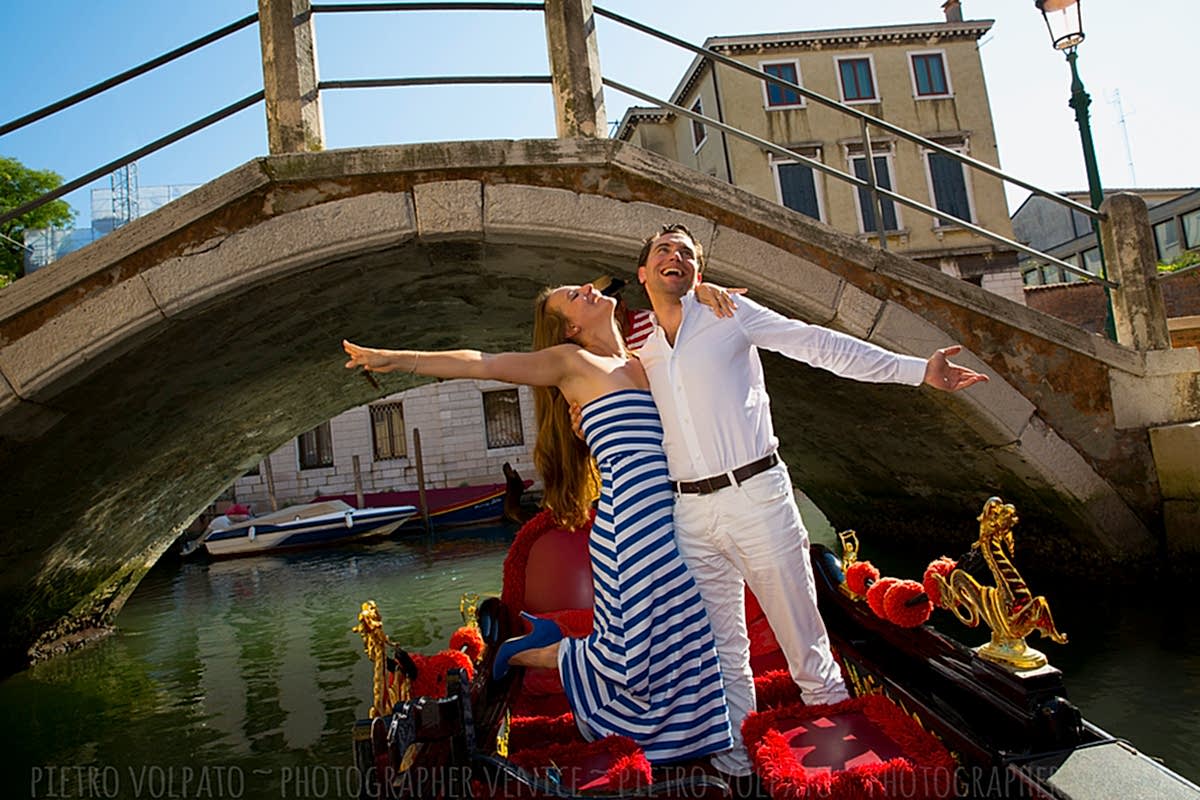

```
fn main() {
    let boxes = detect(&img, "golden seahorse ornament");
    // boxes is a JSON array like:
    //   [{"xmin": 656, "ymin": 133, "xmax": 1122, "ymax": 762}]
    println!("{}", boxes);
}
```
[
  {"xmin": 931, "ymin": 498, "xmax": 1067, "ymax": 670},
  {"xmin": 353, "ymin": 600, "xmax": 403, "ymax": 718}
]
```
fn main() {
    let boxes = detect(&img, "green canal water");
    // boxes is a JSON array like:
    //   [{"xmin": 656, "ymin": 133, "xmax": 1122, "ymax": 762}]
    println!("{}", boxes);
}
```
[{"xmin": 2, "ymin": 520, "xmax": 1198, "ymax": 798}]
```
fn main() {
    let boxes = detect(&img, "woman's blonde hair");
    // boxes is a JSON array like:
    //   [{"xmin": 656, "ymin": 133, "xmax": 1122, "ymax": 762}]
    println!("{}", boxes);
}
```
[{"xmin": 532, "ymin": 287, "xmax": 602, "ymax": 530}]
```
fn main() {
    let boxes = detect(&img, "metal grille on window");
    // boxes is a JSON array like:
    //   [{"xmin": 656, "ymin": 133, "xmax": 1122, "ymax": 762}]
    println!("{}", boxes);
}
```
[
  {"xmin": 483, "ymin": 389, "xmax": 524, "ymax": 449},
  {"xmin": 298, "ymin": 422, "xmax": 333, "ymax": 469},
  {"xmin": 370, "ymin": 402, "xmax": 407, "ymax": 460}
]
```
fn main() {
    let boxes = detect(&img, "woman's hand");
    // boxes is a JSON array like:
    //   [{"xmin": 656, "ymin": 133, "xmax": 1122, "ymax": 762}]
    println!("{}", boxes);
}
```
[
  {"xmin": 695, "ymin": 283, "xmax": 747, "ymax": 318},
  {"xmin": 343, "ymin": 340, "xmax": 412, "ymax": 373}
]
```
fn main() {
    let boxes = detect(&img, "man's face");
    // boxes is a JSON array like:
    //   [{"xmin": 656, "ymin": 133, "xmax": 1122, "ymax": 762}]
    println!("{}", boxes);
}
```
[{"xmin": 637, "ymin": 231, "xmax": 701, "ymax": 300}]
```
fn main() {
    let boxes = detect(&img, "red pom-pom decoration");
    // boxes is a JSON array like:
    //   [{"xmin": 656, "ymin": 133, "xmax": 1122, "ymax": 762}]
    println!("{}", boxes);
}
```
[
  {"xmin": 865, "ymin": 577, "xmax": 899, "ymax": 618},
  {"xmin": 922, "ymin": 556, "xmax": 957, "ymax": 607},
  {"xmin": 881, "ymin": 580, "xmax": 932, "ymax": 628},
  {"xmin": 410, "ymin": 649, "xmax": 475, "ymax": 698},
  {"xmin": 450, "ymin": 626, "xmax": 485, "ymax": 663},
  {"xmin": 844, "ymin": 561, "xmax": 880, "ymax": 596}
]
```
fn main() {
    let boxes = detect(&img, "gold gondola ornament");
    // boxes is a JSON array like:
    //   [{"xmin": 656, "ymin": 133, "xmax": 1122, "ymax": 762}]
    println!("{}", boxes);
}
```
[{"xmin": 928, "ymin": 497, "xmax": 1068, "ymax": 670}]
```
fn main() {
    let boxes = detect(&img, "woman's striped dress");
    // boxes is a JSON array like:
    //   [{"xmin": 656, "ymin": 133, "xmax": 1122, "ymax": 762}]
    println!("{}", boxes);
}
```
[{"xmin": 557, "ymin": 389, "xmax": 733, "ymax": 763}]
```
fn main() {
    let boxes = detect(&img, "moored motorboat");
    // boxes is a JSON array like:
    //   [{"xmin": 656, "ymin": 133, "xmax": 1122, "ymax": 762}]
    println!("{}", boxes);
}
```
[
  {"xmin": 182, "ymin": 500, "xmax": 417, "ymax": 559},
  {"xmin": 349, "ymin": 498, "xmax": 1200, "ymax": 799}
]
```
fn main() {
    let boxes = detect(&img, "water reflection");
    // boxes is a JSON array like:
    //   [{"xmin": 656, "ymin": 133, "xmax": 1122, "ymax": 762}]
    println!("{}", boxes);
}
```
[{"xmin": 3, "ymin": 532, "xmax": 509, "ymax": 799}]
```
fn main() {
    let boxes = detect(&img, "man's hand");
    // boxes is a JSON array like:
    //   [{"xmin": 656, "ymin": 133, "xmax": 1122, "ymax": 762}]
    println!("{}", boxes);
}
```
[
  {"xmin": 569, "ymin": 402, "xmax": 586, "ymax": 441},
  {"xmin": 695, "ymin": 283, "xmax": 747, "ymax": 318},
  {"xmin": 923, "ymin": 345, "xmax": 989, "ymax": 392}
]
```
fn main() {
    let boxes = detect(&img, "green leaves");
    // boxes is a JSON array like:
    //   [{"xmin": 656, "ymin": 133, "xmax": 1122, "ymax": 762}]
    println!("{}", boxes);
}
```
[{"xmin": 0, "ymin": 155, "xmax": 75, "ymax": 283}]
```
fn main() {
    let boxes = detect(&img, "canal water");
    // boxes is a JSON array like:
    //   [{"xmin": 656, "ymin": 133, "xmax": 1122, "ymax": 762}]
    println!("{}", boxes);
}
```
[{"xmin": 3, "ymin": 517, "xmax": 1197, "ymax": 799}]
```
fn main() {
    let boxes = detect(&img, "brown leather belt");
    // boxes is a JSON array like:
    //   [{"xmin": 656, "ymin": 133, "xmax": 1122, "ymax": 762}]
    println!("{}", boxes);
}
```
[{"xmin": 673, "ymin": 453, "xmax": 780, "ymax": 495}]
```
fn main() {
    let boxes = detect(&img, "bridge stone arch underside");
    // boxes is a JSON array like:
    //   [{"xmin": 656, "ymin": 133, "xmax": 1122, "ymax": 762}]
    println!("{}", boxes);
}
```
[{"xmin": 0, "ymin": 138, "xmax": 1175, "ymax": 668}]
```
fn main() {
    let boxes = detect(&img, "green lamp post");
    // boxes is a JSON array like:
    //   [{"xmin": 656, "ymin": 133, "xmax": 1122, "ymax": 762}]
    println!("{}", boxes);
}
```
[{"xmin": 1035, "ymin": 0, "xmax": 1116, "ymax": 340}]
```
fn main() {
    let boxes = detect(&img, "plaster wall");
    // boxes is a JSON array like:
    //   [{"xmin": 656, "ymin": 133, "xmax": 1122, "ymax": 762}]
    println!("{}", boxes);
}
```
[{"xmin": 232, "ymin": 380, "xmax": 539, "ymax": 509}]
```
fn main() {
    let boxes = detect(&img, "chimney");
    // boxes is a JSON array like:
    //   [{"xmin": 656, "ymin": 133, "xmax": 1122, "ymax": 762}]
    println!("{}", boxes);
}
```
[{"xmin": 942, "ymin": 0, "xmax": 963, "ymax": 22}]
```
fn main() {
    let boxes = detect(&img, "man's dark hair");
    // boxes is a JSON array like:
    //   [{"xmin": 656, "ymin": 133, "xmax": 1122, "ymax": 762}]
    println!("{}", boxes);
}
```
[{"xmin": 637, "ymin": 223, "xmax": 705, "ymax": 270}]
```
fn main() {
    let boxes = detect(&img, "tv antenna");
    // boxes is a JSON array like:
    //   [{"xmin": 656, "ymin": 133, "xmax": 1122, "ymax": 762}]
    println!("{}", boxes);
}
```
[{"xmin": 1108, "ymin": 89, "xmax": 1136, "ymax": 186}]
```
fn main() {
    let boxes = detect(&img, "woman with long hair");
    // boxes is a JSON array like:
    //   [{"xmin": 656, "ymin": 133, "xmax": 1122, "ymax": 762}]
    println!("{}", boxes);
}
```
[{"xmin": 342, "ymin": 281, "xmax": 736, "ymax": 764}]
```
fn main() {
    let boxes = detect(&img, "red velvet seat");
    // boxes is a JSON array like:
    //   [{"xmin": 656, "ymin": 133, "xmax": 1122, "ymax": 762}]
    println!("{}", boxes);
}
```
[
  {"xmin": 500, "ymin": 510, "xmax": 594, "ymax": 707},
  {"xmin": 501, "ymin": 508, "xmax": 791, "ymax": 704}
]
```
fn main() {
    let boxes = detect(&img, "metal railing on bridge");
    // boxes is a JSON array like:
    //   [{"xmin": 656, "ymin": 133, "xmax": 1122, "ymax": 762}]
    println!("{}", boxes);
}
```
[{"xmin": 3, "ymin": 0, "xmax": 1187, "ymax": 307}]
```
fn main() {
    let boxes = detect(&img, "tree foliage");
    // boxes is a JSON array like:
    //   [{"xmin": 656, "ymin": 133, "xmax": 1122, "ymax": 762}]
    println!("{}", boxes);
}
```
[
  {"xmin": 1, "ymin": 155, "xmax": 75, "ymax": 286},
  {"xmin": 1159, "ymin": 249, "xmax": 1199, "ymax": 273}
]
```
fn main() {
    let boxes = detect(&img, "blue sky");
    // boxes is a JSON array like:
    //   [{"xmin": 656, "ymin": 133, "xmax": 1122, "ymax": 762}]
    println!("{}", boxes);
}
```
[{"xmin": 2, "ymin": 1, "xmax": 1196, "ymax": 227}]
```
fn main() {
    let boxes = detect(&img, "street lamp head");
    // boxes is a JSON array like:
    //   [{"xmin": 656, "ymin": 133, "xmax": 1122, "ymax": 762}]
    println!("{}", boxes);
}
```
[{"xmin": 1035, "ymin": 0, "xmax": 1085, "ymax": 51}]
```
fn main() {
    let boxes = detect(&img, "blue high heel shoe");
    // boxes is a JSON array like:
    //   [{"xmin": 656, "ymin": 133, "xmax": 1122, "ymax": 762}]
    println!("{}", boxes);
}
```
[{"xmin": 492, "ymin": 611, "xmax": 563, "ymax": 680}]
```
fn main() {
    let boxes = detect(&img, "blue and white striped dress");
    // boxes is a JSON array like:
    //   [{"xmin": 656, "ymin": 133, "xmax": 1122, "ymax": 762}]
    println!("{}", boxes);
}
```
[{"xmin": 558, "ymin": 389, "xmax": 733, "ymax": 763}]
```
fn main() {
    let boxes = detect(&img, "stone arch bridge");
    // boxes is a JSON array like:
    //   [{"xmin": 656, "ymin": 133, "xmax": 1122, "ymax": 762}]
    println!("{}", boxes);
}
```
[{"xmin": 1, "ymin": 138, "xmax": 1197, "ymax": 669}]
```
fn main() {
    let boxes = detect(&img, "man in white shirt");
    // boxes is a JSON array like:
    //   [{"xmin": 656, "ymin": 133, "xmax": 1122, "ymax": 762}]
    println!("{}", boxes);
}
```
[{"xmin": 633, "ymin": 223, "xmax": 988, "ymax": 777}]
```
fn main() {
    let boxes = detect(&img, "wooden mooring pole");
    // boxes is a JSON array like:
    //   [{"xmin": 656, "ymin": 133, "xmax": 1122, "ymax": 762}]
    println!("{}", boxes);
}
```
[
  {"xmin": 412, "ymin": 427, "xmax": 433, "ymax": 538},
  {"xmin": 352, "ymin": 454, "xmax": 365, "ymax": 508},
  {"xmin": 262, "ymin": 458, "xmax": 279, "ymax": 512}
]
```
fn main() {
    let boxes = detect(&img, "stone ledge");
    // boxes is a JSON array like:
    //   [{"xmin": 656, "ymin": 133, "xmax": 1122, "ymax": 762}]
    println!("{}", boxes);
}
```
[
  {"xmin": 1110, "ymin": 368, "xmax": 1200, "ymax": 429},
  {"xmin": 1150, "ymin": 421, "xmax": 1200, "ymax": 500},
  {"xmin": 143, "ymin": 192, "xmax": 416, "ymax": 318},
  {"xmin": 483, "ymin": 183, "xmax": 714, "ymax": 260},
  {"xmin": 414, "ymin": 180, "xmax": 483, "ymax": 241}
]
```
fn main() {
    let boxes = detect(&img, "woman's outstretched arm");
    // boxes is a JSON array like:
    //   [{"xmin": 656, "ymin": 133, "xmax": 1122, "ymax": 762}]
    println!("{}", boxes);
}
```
[{"xmin": 343, "ymin": 340, "xmax": 570, "ymax": 388}]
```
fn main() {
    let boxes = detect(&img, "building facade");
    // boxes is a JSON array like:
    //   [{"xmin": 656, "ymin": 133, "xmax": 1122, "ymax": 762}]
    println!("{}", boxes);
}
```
[
  {"xmin": 229, "ymin": 379, "xmax": 540, "ymax": 511},
  {"xmin": 615, "ymin": 5, "xmax": 1024, "ymax": 304}
]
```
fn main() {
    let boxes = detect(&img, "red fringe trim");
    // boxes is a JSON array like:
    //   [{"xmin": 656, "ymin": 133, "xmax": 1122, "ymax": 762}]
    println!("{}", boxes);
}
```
[
  {"xmin": 508, "ymin": 712, "xmax": 580, "ymax": 752},
  {"xmin": 509, "ymin": 735, "xmax": 652, "ymax": 793},
  {"xmin": 744, "ymin": 694, "xmax": 958, "ymax": 800},
  {"xmin": 510, "ymin": 690, "xmax": 572, "ymax": 718},
  {"xmin": 923, "ymin": 557, "xmax": 957, "ymax": 608},
  {"xmin": 753, "ymin": 669, "xmax": 805, "ymax": 710}
]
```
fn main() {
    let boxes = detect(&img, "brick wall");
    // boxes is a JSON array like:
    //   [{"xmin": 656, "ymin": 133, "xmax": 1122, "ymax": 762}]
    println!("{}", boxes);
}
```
[{"xmin": 1024, "ymin": 270, "xmax": 1200, "ymax": 343}]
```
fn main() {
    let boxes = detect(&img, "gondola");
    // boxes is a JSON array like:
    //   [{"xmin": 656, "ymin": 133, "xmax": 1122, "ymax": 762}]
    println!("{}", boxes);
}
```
[{"xmin": 350, "ymin": 498, "xmax": 1200, "ymax": 799}]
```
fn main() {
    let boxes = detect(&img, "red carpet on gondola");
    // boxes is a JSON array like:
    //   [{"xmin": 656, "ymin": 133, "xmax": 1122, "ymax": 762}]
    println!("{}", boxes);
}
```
[{"xmin": 743, "ymin": 693, "xmax": 958, "ymax": 799}]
